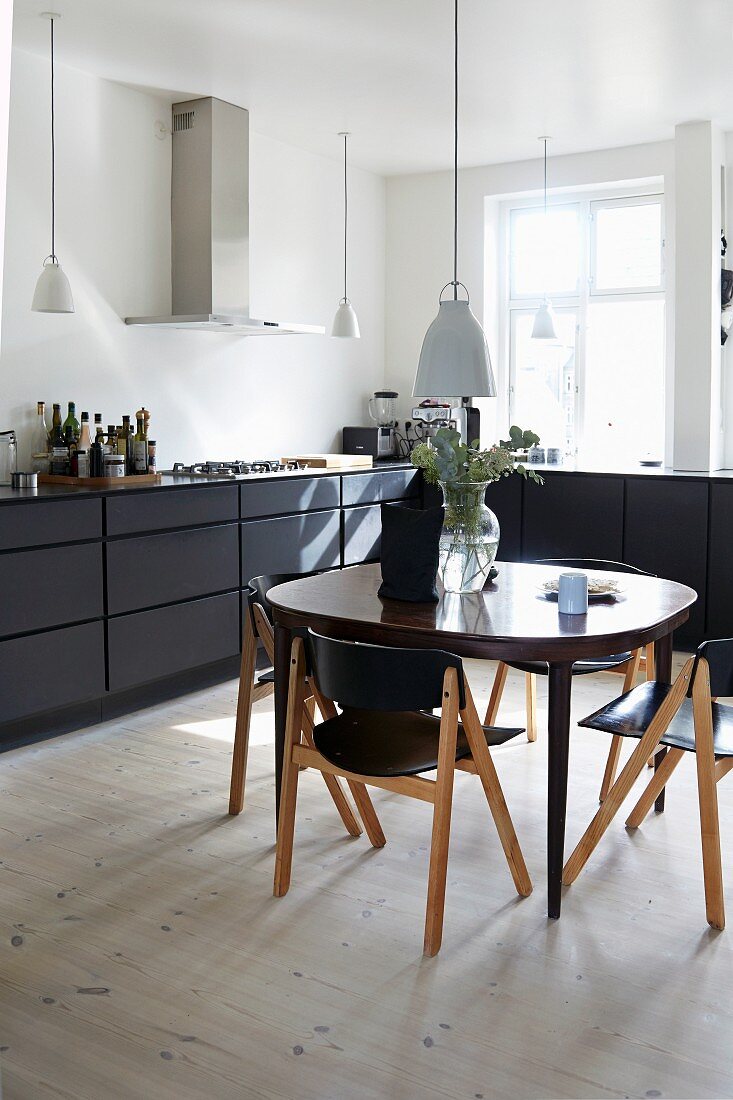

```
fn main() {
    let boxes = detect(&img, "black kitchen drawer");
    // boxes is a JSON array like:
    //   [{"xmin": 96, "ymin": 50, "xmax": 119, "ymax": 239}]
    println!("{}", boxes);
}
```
[
  {"xmin": 342, "ymin": 501, "xmax": 418, "ymax": 567},
  {"xmin": 341, "ymin": 469, "xmax": 420, "ymax": 507},
  {"xmin": 107, "ymin": 592, "xmax": 241, "ymax": 691},
  {"xmin": 106, "ymin": 485, "xmax": 238, "ymax": 536},
  {"xmin": 707, "ymin": 483, "xmax": 733, "ymax": 638},
  {"xmin": 523, "ymin": 473, "xmax": 625, "ymax": 562},
  {"xmin": 0, "ymin": 621, "xmax": 105, "ymax": 723},
  {"xmin": 0, "ymin": 498, "xmax": 101, "ymax": 552},
  {"xmin": 106, "ymin": 523, "xmax": 239, "ymax": 615},
  {"xmin": 241, "ymin": 510, "xmax": 341, "ymax": 583},
  {"xmin": 0, "ymin": 543, "xmax": 103, "ymax": 638},
  {"xmin": 240, "ymin": 476, "xmax": 340, "ymax": 519},
  {"xmin": 423, "ymin": 476, "xmax": 523, "ymax": 562},
  {"xmin": 625, "ymin": 478, "xmax": 707, "ymax": 646}
]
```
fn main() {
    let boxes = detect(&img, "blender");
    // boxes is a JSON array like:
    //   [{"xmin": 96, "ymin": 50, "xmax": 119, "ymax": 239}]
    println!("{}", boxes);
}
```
[{"xmin": 367, "ymin": 390, "xmax": 398, "ymax": 458}]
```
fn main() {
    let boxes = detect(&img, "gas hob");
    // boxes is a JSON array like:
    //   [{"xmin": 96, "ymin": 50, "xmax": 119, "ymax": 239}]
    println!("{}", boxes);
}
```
[{"xmin": 163, "ymin": 459, "xmax": 306, "ymax": 479}]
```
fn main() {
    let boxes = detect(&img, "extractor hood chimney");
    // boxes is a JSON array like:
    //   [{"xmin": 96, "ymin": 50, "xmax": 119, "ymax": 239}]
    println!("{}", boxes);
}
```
[{"xmin": 125, "ymin": 97, "xmax": 324, "ymax": 334}]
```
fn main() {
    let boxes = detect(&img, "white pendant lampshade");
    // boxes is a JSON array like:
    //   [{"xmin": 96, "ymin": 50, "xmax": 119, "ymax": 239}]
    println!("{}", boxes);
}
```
[
  {"xmin": 531, "ymin": 297, "xmax": 557, "ymax": 340},
  {"xmin": 32, "ymin": 13, "xmax": 74, "ymax": 315},
  {"xmin": 412, "ymin": 0, "xmax": 494, "ymax": 399},
  {"xmin": 332, "ymin": 298, "xmax": 360, "ymax": 338},
  {"xmin": 331, "ymin": 132, "xmax": 359, "ymax": 338},
  {"xmin": 414, "ymin": 293, "xmax": 495, "ymax": 397},
  {"xmin": 32, "ymin": 258, "xmax": 74, "ymax": 313}
]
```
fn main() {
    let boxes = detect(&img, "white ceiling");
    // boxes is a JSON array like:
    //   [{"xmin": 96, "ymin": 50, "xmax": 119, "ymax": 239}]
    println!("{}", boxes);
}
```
[{"xmin": 11, "ymin": 0, "xmax": 733, "ymax": 176}]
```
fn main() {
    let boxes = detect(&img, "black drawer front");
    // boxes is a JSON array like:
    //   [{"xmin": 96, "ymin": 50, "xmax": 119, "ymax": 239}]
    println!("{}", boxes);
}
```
[
  {"xmin": 523, "ymin": 474, "xmax": 625, "ymax": 562},
  {"xmin": 106, "ymin": 524, "xmax": 240, "ymax": 615},
  {"xmin": 707, "ymin": 484, "xmax": 733, "ymax": 637},
  {"xmin": 107, "ymin": 592, "xmax": 241, "ymax": 691},
  {"xmin": 0, "ymin": 543, "xmax": 103, "ymax": 638},
  {"xmin": 240, "ymin": 477, "xmax": 340, "ymax": 519},
  {"xmin": 342, "ymin": 502, "xmax": 417, "ymax": 567},
  {"xmin": 0, "ymin": 621, "xmax": 105, "ymax": 723},
  {"xmin": 106, "ymin": 485, "xmax": 238, "ymax": 536},
  {"xmin": 0, "ymin": 498, "xmax": 101, "ymax": 552},
  {"xmin": 241, "ymin": 510, "xmax": 341, "ymax": 584},
  {"xmin": 342, "ymin": 469, "xmax": 420, "ymax": 507},
  {"xmin": 624, "ymin": 479, "xmax": 707, "ymax": 646}
]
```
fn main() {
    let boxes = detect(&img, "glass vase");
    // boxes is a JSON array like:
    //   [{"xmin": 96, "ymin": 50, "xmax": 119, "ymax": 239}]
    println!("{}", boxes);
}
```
[{"xmin": 438, "ymin": 480, "xmax": 500, "ymax": 593}]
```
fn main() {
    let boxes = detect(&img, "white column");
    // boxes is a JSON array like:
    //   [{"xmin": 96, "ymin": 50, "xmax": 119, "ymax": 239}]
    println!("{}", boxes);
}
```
[
  {"xmin": 0, "ymin": 1, "xmax": 12, "ymax": 347},
  {"xmin": 673, "ymin": 120, "xmax": 725, "ymax": 470}
]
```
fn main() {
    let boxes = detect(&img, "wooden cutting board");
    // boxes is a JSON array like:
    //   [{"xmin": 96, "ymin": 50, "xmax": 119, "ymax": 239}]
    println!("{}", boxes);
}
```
[{"xmin": 280, "ymin": 453, "xmax": 373, "ymax": 469}]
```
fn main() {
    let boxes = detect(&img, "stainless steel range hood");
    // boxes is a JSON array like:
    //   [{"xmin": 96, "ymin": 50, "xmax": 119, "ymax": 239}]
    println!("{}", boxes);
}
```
[{"xmin": 125, "ymin": 97, "xmax": 324, "ymax": 334}]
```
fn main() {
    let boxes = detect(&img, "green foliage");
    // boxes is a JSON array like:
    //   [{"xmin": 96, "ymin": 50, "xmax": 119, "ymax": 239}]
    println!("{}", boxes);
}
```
[{"xmin": 411, "ymin": 425, "xmax": 544, "ymax": 487}]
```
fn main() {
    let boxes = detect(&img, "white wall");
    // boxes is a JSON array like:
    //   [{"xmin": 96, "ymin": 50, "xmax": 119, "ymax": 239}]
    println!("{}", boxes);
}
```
[
  {"xmin": 0, "ymin": 49, "xmax": 386, "ymax": 469},
  {"xmin": 386, "ymin": 142, "xmax": 676, "ymax": 456},
  {"xmin": 0, "ymin": 0, "xmax": 12, "ymax": 347}
]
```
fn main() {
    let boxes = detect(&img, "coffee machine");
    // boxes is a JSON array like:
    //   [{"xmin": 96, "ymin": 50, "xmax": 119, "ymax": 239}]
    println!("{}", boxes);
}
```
[
  {"xmin": 411, "ymin": 398, "xmax": 480, "ymax": 445},
  {"xmin": 343, "ymin": 390, "xmax": 399, "ymax": 460}
]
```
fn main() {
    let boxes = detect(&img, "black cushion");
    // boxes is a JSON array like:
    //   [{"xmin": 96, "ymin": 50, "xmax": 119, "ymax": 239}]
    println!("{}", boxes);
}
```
[
  {"xmin": 378, "ymin": 503, "xmax": 444, "ymax": 603},
  {"xmin": 313, "ymin": 707, "xmax": 524, "ymax": 777},
  {"xmin": 506, "ymin": 653, "xmax": 633, "ymax": 677},
  {"xmin": 579, "ymin": 680, "xmax": 733, "ymax": 757}
]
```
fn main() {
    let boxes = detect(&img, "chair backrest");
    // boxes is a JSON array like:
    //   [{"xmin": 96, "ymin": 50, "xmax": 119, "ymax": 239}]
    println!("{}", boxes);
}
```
[
  {"xmin": 307, "ymin": 629, "xmax": 466, "ymax": 712},
  {"xmin": 247, "ymin": 572, "xmax": 312, "ymax": 632},
  {"xmin": 692, "ymin": 639, "xmax": 733, "ymax": 698},
  {"xmin": 536, "ymin": 557, "xmax": 655, "ymax": 577}
]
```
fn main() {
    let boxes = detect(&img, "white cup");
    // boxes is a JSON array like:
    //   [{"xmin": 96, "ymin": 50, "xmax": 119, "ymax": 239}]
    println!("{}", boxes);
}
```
[{"xmin": 558, "ymin": 571, "xmax": 588, "ymax": 615}]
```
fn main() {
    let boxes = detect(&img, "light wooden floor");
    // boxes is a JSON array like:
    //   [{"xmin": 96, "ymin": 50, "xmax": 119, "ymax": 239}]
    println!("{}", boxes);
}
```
[{"xmin": 0, "ymin": 655, "xmax": 731, "ymax": 1100}]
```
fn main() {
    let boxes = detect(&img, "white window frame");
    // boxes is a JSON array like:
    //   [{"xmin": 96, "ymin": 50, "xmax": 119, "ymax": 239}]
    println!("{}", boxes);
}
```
[
  {"xmin": 501, "ymin": 185, "xmax": 665, "ymax": 457},
  {"xmin": 589, "ymin": 193, "xmax": 665, "ymax": 296}
]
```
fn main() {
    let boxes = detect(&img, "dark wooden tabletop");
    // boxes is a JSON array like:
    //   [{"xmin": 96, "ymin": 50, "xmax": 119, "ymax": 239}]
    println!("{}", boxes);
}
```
[{"xmin": 268, "ymin": 561, "xmax": 697, "ymax": 662}]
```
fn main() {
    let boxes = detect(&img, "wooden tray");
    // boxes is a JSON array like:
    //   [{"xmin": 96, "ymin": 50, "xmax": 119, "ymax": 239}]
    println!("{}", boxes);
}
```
[
  {"xmin": 280, "ymin": 453, "xmax": 373, "ymax": 469},
  {"xmin": 39, "ymin": 473, "xmax": 161, "ymax": 487}
]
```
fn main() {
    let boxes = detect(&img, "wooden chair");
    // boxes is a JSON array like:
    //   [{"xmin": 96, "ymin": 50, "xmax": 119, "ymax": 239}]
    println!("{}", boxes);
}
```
[
  {"xmin": 562, "ymin": 639, "xmax": 733, "ymax": 930},
  {"xmin": 485, "ymin": 558, "xmax": 656, "ymax": 800},
  {"xmin": 274, "ymin": 629, "xmax": 532, "ymax": 956},
  {"xmin": 229, "ymin": 573, "xmax": 375, "ymax": 841}
]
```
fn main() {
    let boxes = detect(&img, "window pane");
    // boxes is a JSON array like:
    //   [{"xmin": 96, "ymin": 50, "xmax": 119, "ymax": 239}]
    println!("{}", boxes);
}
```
[
  {"xmin": 510, "ymin": 207, "xmax": 580, "ymax": 297},
  {"xmin": 593, "ymin": 201, "xmax": 662, "ymax": 290},
  {"xmin": 582, "ymin": 300, "xmax": 665, "ymax": 465},
  {"xmin": 511, "ymin": 311, "xmax": 576, "ymax": 454}
]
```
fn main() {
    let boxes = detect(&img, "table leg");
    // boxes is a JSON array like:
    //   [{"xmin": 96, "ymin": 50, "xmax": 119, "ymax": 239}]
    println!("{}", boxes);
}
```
[
  {"xmin": 653, "ymin": 631, "xmax": 674, "ymax": 813},
  {"xmin": 273, "ymin": 621, "xmax": 293, "ymax": 825},
  {"xmin": 547, "ymin": 662, "xmax": 573, "ymax": 919}
]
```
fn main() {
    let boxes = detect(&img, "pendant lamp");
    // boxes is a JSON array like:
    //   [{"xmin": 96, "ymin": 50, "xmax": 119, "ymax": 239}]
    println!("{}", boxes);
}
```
[
  {"xmin": 413, "ymin": 0, "xmax": 495, "ymax": 399},
  {"xmin": 331, "ymin": 132, "xmax": 359, "ymax": 338},
  {"xmin": 32, "ymin": 12, "xmax": 74, "ymax": 314},
  {"xmin": 531, "ymin": 136, "xmax": 556, "ymax": 340}
]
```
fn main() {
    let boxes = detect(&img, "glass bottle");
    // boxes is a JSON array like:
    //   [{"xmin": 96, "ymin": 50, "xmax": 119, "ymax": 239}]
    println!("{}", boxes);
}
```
[
  {"xmin": 78, "ymin": 412, "xmax": 92, "ymax": 452},
  {"xmin": 118, "ymin": 415, "xmax": 134, "ymax": 473},
  {"xmin": 33, "ymin": 401, "xmax": 50, "ymax": 454},
  {"xmin": 106, "ymin": 425, "xmax": 118, "ymax": 458},
  {"xmin": 62, "ymin": 402, "xmax": 80, "ymax": 444},
  {"xmin": 133, "ymin": 408, "xmax": 148, "ymax": 473},
  {"xmin": 51, "ymin": 403, "xmax": 62, "ymax": 445}
]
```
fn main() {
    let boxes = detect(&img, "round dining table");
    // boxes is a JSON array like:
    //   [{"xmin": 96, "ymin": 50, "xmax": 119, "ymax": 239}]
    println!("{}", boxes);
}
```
[{"xmin": 268, "ymin": 561, "xmax": 697, "ymax": 918}]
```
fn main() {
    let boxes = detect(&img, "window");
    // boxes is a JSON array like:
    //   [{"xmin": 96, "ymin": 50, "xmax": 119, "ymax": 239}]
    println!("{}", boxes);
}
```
[{"xmin": 505, "ymin": 191, "xmax": 665, "ymax": 464}]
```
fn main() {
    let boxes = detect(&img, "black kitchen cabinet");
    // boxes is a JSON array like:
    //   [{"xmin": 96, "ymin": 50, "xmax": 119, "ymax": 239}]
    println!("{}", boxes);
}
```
[
  {"xmin": 0, "ymin": 543, "xmax": 103, "ymax": 638},
  {"xmin": 241, "ymin": 509, "xmax": 341, "ymax": 583},
  {"xmin": 341, "ymin": 501, "xmax": 417, "ymax": 567},
  {"xmin": 341, "ymin": 469, "xmax": 420, "ymax": 507},
  {"xmin": 707, "ymin": 483, "xmax": 733, "ymax": 638},
  {"xmin": 240, "ymin": 476, "xmax": 340, "ymax": 519},
  {"xmin": 0, "ymin": 621, "xmax": 105, "ymax": 723},
  {"xmin": 624, "ymin": 479, "xmax": 707, "ymax": 645},
  {"xmin": 523, "ymin": 473, "xmax": 624, "ymax": 562},
  {"xmin": 107, "ymin": 592, "xmax": 240, "ymax": 691},
  {"xmin": 106, "ymin": 485, "xmax": 238, "ymax": 536},
  {"xmin": 0, "ymin": 498, "xmax": 101, "ymax": 551},
  {"xmin": 106, "ymin": 523, "xmax": 240, "ymax": 614}
]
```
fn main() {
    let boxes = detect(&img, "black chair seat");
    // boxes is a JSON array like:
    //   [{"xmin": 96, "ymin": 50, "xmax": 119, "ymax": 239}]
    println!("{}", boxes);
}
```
[
  {"xmin": 257, "ymin": 669, "xmax": 275, "ymax": 685},
  {"xmin": 506, "ymin": 653, "xmax": 633, "ymax": 678},
  {"xmin": 579, "ymin": 680, "xmax": 733, "ymax": 757},
  {"xmin": 313, "ymin": 708, "xmax": 524, "ymax": 778}
]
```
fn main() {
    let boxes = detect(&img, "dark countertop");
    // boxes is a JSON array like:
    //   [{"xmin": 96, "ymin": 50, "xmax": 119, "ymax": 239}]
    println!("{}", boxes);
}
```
[
  {"xmin": 0, "ymin": 460, "xmax": 416, "ymax": 505},
  {"xmin": 522, "ymin": 461, "xmax": 733, "ymax": 482}
]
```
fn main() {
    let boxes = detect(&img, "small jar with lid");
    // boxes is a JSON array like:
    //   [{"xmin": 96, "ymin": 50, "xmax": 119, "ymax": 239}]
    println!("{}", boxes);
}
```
[{"xmin": 104, "ymin": 453, "xmax": 125, "ymax": 478}]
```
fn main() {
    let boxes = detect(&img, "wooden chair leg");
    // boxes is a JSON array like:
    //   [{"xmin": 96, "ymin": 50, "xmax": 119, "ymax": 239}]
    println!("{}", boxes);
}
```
[
  {"xmin": 715, "ymin": 758, "xmax": 733, "ymax": 783},
  {"xmin": 625, "ymin": 747, "xmax": 684, "ymax": 827},
  {"xmin": 692, "ymin": 663, "xmax": 725, "ymax": 930},
  {"xmin": 301, "ymin": 704, "xmax": 362, "ymax": 837},
  {"xmin": 424, "ymin": 668, "xmax": 460, "ymax": 957},
  {"xmin": 525, "ymin": 673, "xmax": 538, "ymax": 743},
  {"xmin": 563, "ymin": 658, "xmax": 694, "ymax": 886},
  {"xmin": 484, "ymin": 662, "xmax": 509, "ymax": 726},
  {"xmin": 599, "ymin": 736, "xmax": 623, "ymax": 803},
  {"xmin": 228, "ymin": 613, "xmax": 258, "ymax": 815},
  {"xmin": 310, "ymin": 681, "xmax": 386, "ymax": 848},
  {"xmin": 461, "ymin": 681, "xmax": 532, "ymax": 898},
  {"xmin": 273, "ymin": 638, "xmax": 309, "ymax": 897}
]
